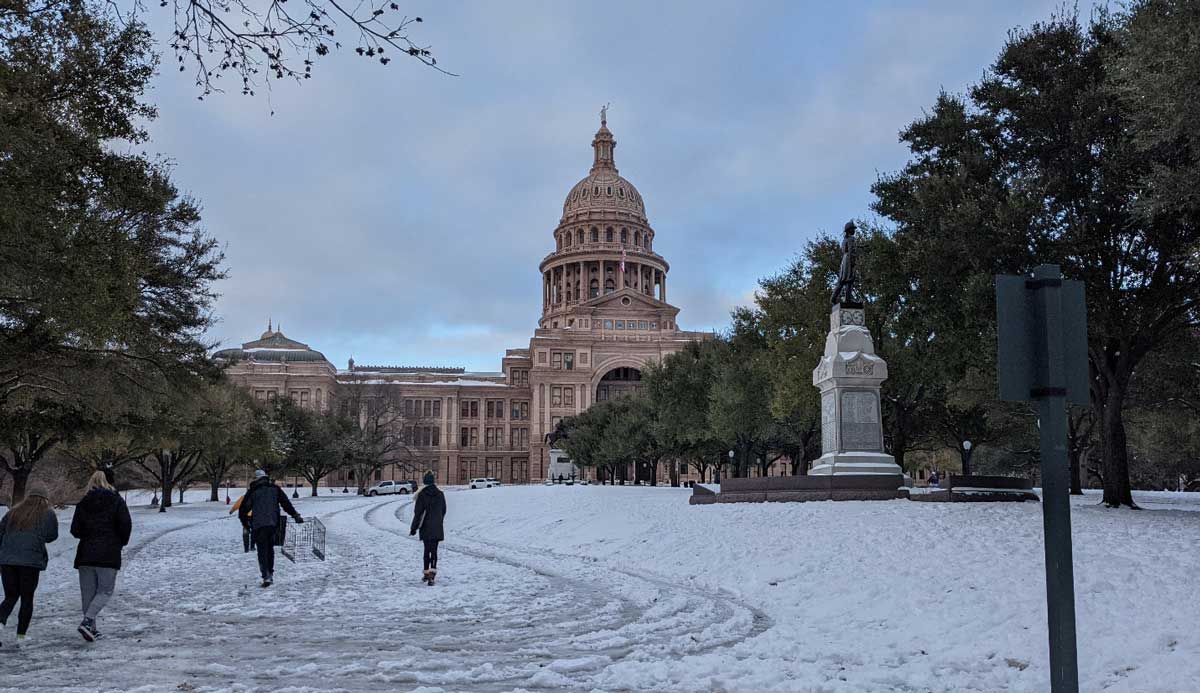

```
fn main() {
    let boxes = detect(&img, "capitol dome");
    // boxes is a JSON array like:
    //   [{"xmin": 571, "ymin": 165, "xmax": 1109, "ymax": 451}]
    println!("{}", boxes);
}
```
[
  {"xmin": 560, "ymin": 119, "xmax": 647, "ymax": 222},
  {"xmin": 213, "ymin": 323, "xmax": 330, "ymax": 364}
]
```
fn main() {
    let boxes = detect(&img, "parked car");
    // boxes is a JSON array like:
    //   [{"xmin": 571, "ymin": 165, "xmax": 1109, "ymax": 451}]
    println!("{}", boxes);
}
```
[
  {"xmin": 398, "ymin": 480, "xmax": 417, "ymax": 493},
  {"xmin": 469, "ymin": 478, "xmax": 494, "ymax": 489},
  {"xmin": 543, "ymin": 479, "xmax": 554, "ymax": 486},
  {"xmin": 578, "ymin": 479, "xmax": 589, "ymax": 486},
  {"xmin": 367, "ymin": 480, "xmax": 411, "ymax": 496},
  {"xmin": 487, "ymin": 477, "xmax": 502, "ymax": 487}
]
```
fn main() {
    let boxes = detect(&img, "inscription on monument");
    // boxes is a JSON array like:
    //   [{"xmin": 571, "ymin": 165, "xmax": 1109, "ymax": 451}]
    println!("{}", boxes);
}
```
[
  {"xmin": 821, "ymin": 391, "xmax": 836, "ymax": 453},
  {"xmin": 845, "ymin": 359, "xmax": 875, "ymax": 376},
  {"xmin": 840, "ymin": 390, "xmax": 881, "ymax": 451}
]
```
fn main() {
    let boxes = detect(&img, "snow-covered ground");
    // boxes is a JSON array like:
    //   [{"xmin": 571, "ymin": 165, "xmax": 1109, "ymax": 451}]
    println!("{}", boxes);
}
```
[{"xmin": 1, "ymin": 486, "xmax": 1197, "ymax": 692}]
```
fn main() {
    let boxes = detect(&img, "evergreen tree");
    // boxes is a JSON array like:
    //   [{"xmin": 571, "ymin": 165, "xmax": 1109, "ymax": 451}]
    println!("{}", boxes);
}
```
[{"xmin": 872, "ymin": 10, "xmax": 1200, "ymax": 506}]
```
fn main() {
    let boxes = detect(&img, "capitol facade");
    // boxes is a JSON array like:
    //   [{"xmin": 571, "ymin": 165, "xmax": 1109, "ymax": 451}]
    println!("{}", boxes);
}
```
[{"xmin": 216, "ymin": 116, "xmax": 710, "ymax": 485}]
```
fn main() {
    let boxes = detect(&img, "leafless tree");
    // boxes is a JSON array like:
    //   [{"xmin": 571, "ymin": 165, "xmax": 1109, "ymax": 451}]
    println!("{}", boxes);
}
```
[
  {"xmin": 337, "ymin": 380, "xmax": 424, "ymax": 493},
  {"xmin": 101, "ymin": 0, "xmax": 450, "ymax": 97}
]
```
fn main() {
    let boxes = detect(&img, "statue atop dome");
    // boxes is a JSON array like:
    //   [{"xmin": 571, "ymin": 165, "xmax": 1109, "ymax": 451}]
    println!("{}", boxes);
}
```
[{"xmin": 600, "ymin": 103, "xmax": 609, "ymax": 125}]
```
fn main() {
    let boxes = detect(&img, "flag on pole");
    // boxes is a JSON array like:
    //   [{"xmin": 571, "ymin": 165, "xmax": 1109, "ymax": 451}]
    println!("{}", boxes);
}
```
[{"xmin": 620, "ymin": 249, "xmax": 626, "ymax": 273}]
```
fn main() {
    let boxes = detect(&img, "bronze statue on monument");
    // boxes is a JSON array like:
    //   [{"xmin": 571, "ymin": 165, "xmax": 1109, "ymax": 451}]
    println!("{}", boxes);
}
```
[{"xmin": 830, "ymin": 221, "xmax": 859, "ymax": 306}]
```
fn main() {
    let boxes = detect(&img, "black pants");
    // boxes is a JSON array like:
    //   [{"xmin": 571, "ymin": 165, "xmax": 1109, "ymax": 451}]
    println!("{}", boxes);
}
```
[
  {"xmin": 253, "ymin": 526, "xmax": 276, "ymax": 579},
  {"xmin": 423, "ymin": 540, "xmax": 440, "ymax": 571},
  {"xmin": 0, "ymin": 564, "xmax": 40, "ymax": 635}
]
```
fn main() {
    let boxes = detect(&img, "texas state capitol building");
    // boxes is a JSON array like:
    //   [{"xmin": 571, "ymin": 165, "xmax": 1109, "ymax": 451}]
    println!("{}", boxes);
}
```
[{"xmin": 216, "ymin": 116, "xmax": 710, "ymax": 485}]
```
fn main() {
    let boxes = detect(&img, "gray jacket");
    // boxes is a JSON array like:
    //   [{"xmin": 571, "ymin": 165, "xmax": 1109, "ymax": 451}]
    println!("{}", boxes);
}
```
[{"xmin": 0, "ymin": 508, "xmax": 60, "ymax": 570}]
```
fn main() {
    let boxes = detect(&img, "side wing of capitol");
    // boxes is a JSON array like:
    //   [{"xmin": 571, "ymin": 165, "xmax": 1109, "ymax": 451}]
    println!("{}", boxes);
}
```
[{"xmin": 215, "ymin": 117, "xmax": 711, "ymax": 485}]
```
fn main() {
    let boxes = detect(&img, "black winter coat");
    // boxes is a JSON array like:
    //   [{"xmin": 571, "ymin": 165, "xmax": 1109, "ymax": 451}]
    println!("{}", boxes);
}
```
[
  {"xmin": 70, "ymin": 489, "xmax": 133, "ymax": 570},
  {"xmin": 410, "ymin": 485, "xmax": 446, "ymax": 542},
  {"xmin": 239, "ymin": 477, "xmax": 300, "ymax": 531},
  {"xmin": 0, "ymin": 508, "xmax": 58, "ymax": 570}
]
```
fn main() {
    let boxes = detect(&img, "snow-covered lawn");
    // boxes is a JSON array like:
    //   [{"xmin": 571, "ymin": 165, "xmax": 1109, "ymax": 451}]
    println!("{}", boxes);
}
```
[{"xmin": 2, "ymin": 486, "xmax": 1197, "ymax": 692}]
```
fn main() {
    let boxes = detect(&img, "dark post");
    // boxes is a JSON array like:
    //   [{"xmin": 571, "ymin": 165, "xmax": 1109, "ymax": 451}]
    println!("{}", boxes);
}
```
[
  {"xmin": 1029, "ymin": 265, "xmax": 1079, "ymax": 693},
  {"xmin": 996, "ymin": 264, "xmax": 1086, "ymax": 693}
]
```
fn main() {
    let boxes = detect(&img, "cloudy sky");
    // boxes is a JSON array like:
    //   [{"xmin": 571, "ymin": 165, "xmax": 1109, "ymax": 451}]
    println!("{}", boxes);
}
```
[{"xmin": 142, "ymin": 0, "xmax": 1097, "ymax": 372}]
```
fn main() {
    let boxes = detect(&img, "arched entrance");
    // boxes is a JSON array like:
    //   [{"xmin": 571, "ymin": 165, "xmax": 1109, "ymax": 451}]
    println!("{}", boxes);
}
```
[{"xmin": 595, "ymin": 366, "xmax": 642, "ymax": 403}]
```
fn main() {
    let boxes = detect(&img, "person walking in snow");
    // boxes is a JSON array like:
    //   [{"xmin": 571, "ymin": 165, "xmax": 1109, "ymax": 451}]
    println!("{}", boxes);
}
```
[
  {"xmin": 0, "ymin": 484, "xmax": 58, "ymax": 648},
  {"xmin": 238, "ymin": 470, "xmax": 304, "ymax": 587},
  {"xmin": 71, "ymin": 471, "xmax": 133, "ymax": 642},
  {"xmin": 410, "ymin": 471, "xmax": 446, "ymax": 586}
]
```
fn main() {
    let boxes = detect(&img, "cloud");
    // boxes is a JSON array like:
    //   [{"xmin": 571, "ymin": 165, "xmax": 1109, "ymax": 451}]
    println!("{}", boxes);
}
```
[{"xmin": 140, "ymin": 0, "xmax": 1096, "ymax": 370}]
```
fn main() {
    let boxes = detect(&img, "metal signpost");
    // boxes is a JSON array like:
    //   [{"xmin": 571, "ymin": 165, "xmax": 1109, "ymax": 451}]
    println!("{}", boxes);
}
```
[{"xmin": 996, "ymin": 264, "xmax": 1088, "ymax": 693}]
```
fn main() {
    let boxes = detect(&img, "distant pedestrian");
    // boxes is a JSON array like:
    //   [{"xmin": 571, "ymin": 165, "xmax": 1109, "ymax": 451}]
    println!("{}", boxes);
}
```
[
  {"xmin": 0, "ymin": 484, "xmax": 58, "ymax": 647},
  {"xmin": 929, "ymin": 470, "xmax": 940, "ymax": 488},
  {"xmin": 70, "ymin": 471, "xmax": 133, "ymax": 642},
  {"xmin": 410, "ymin": 471, "xmax": 446, "ymax": 586},
  {"xmin": 238, "ymin": 470, "xmax": 304, "ymax": 587}
]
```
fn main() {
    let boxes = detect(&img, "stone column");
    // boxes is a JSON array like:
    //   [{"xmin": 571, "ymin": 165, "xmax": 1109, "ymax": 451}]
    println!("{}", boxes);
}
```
[
  {"xmin": 579, "ymin": 260, "xmax": 585, "ymax": 302},
  {"xmin": 450, "ymin": 395, "xmax": 459, "ymax": 452},
  {"xmin": 810, "ymin": 304, "xmax": 901, "ymax": 477}
]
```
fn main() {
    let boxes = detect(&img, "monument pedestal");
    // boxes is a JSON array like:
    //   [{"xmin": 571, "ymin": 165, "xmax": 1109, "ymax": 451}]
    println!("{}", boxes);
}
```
[{"xmin": 811, "ymin": 303, "xmax": 902, "ymax": 479}]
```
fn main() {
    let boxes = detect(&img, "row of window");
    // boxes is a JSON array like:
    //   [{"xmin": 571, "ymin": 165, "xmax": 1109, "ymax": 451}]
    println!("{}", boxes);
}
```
[
  {"xmin": 550, "ymin": 385, "xmax": 576, "ymax": 408},
  {"xmin": 511, "ymin": 368, "xmax": 529, "ymax": 387},
  {"xmin": 254, "ymin": 389, "xmax": 325, "ymax": 411},
  {"xmin": 400, "ymin": 426, "xmax": 441, "ymax": 447},
  {"xmin": 556, "ymin": 226, "xmax": 653, "ymax": 251},
  {"xmin": 458, "ymin": 458, "xmax": 530, "ymax": 483},
  {"xmin": 459, "ymin": 426, "xmax": 530, "ymax": 450},
  {"xmin": 536, "ymin": 350, "xmax": 588, "ymax": 369},
  {"xmin": 459, "ymin": 399, "xmax": 531, "ymax": 420},
  {"xmin": 403, "ymin": 399, "xmax": 442, "ymax": 418}
]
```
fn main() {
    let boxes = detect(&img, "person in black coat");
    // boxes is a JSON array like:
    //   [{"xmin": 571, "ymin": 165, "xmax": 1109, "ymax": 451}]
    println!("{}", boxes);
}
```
[
  {"xmin": 0, "ymin": 484, "xmax": 57, "ymax": 647},
  {"xmin": 409, "ymin": 471, "xmax": 446, "ymax": 585},
  {"xmin": 70, "ymin": 471, "xmax": 133, "ymax": 642},
  {"xmin": 238, "ymin": 470, "xmax": 303, "ymax": 587}
]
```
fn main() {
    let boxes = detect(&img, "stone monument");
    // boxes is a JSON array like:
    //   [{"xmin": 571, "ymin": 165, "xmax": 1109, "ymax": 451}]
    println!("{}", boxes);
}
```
[{"xmin": 810, "ymin": 222, "xmax": 902, "ymax": 478}]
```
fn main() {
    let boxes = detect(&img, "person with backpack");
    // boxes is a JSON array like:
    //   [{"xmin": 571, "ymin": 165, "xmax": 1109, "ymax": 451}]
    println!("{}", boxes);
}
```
[
  {"xmin": 0, "ymin": 484, "xmax": 58, "ymax": 648},
  {"xmin": 238, "ymin": 470, "xmax": 304, "ymax": 587},
  {"xmin": 70, "ymin": 471, "xmax": 133, "ymax": 642},
  {"xmin": 410, "ymin": 471, "xmax": 446, "ymax": 586}
]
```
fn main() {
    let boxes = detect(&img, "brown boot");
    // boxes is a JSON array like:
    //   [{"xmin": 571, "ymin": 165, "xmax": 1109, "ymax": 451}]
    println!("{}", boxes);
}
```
[
  {"xmin": 421, "ymin": 569, "xmax": 431, "ymax": 584},
  {"xmin": 428, "ymin": 569, "xmax": 437, "ymax": 586}
]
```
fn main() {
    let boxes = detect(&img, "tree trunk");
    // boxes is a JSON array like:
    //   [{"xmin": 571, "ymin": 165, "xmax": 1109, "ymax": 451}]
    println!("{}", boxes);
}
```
[
  {"xmin": 1099, "ymin": 385, "xmax": 1136, "ymax": 508},
  {"xmin": 1068, "ymin": 447, "xmax": 1084, "ymax": 495},
  {"xmin": 9, "ymin": 467, "xmax": 30, "ymax": 504},
  {"xmin": 160, "ymin": 479, "xmax": 173, "ymax": 512},
  {"xmin": 210, "ymin": 479, "xmax": 221, "ymax": 502},
  {"xmin": 311, "ymin": 481, "xmax": 320, "ymax": 497},
  {"xmin": 178, "ymin": 485, "xmax": 186, "ymax": 504},
  {"xmin": 669, "ymin": 460, "xmax": 679, "ymax": 487}
]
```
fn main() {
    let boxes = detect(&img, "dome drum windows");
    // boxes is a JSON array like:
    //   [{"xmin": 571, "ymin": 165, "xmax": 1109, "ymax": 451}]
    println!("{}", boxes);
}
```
[
  {"xmin": 591, "ymin": 227, "xmax": 599, "ymax": 242},
  {"xmin": 620, "ymin": 228, "xmax": 628, "ymax": 244}
]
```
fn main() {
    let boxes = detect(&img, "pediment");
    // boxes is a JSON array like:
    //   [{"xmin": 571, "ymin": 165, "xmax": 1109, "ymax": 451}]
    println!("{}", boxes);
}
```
[{"xmin": 578, "ymin": 288, "xmax": 677, "ymax": 313}]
